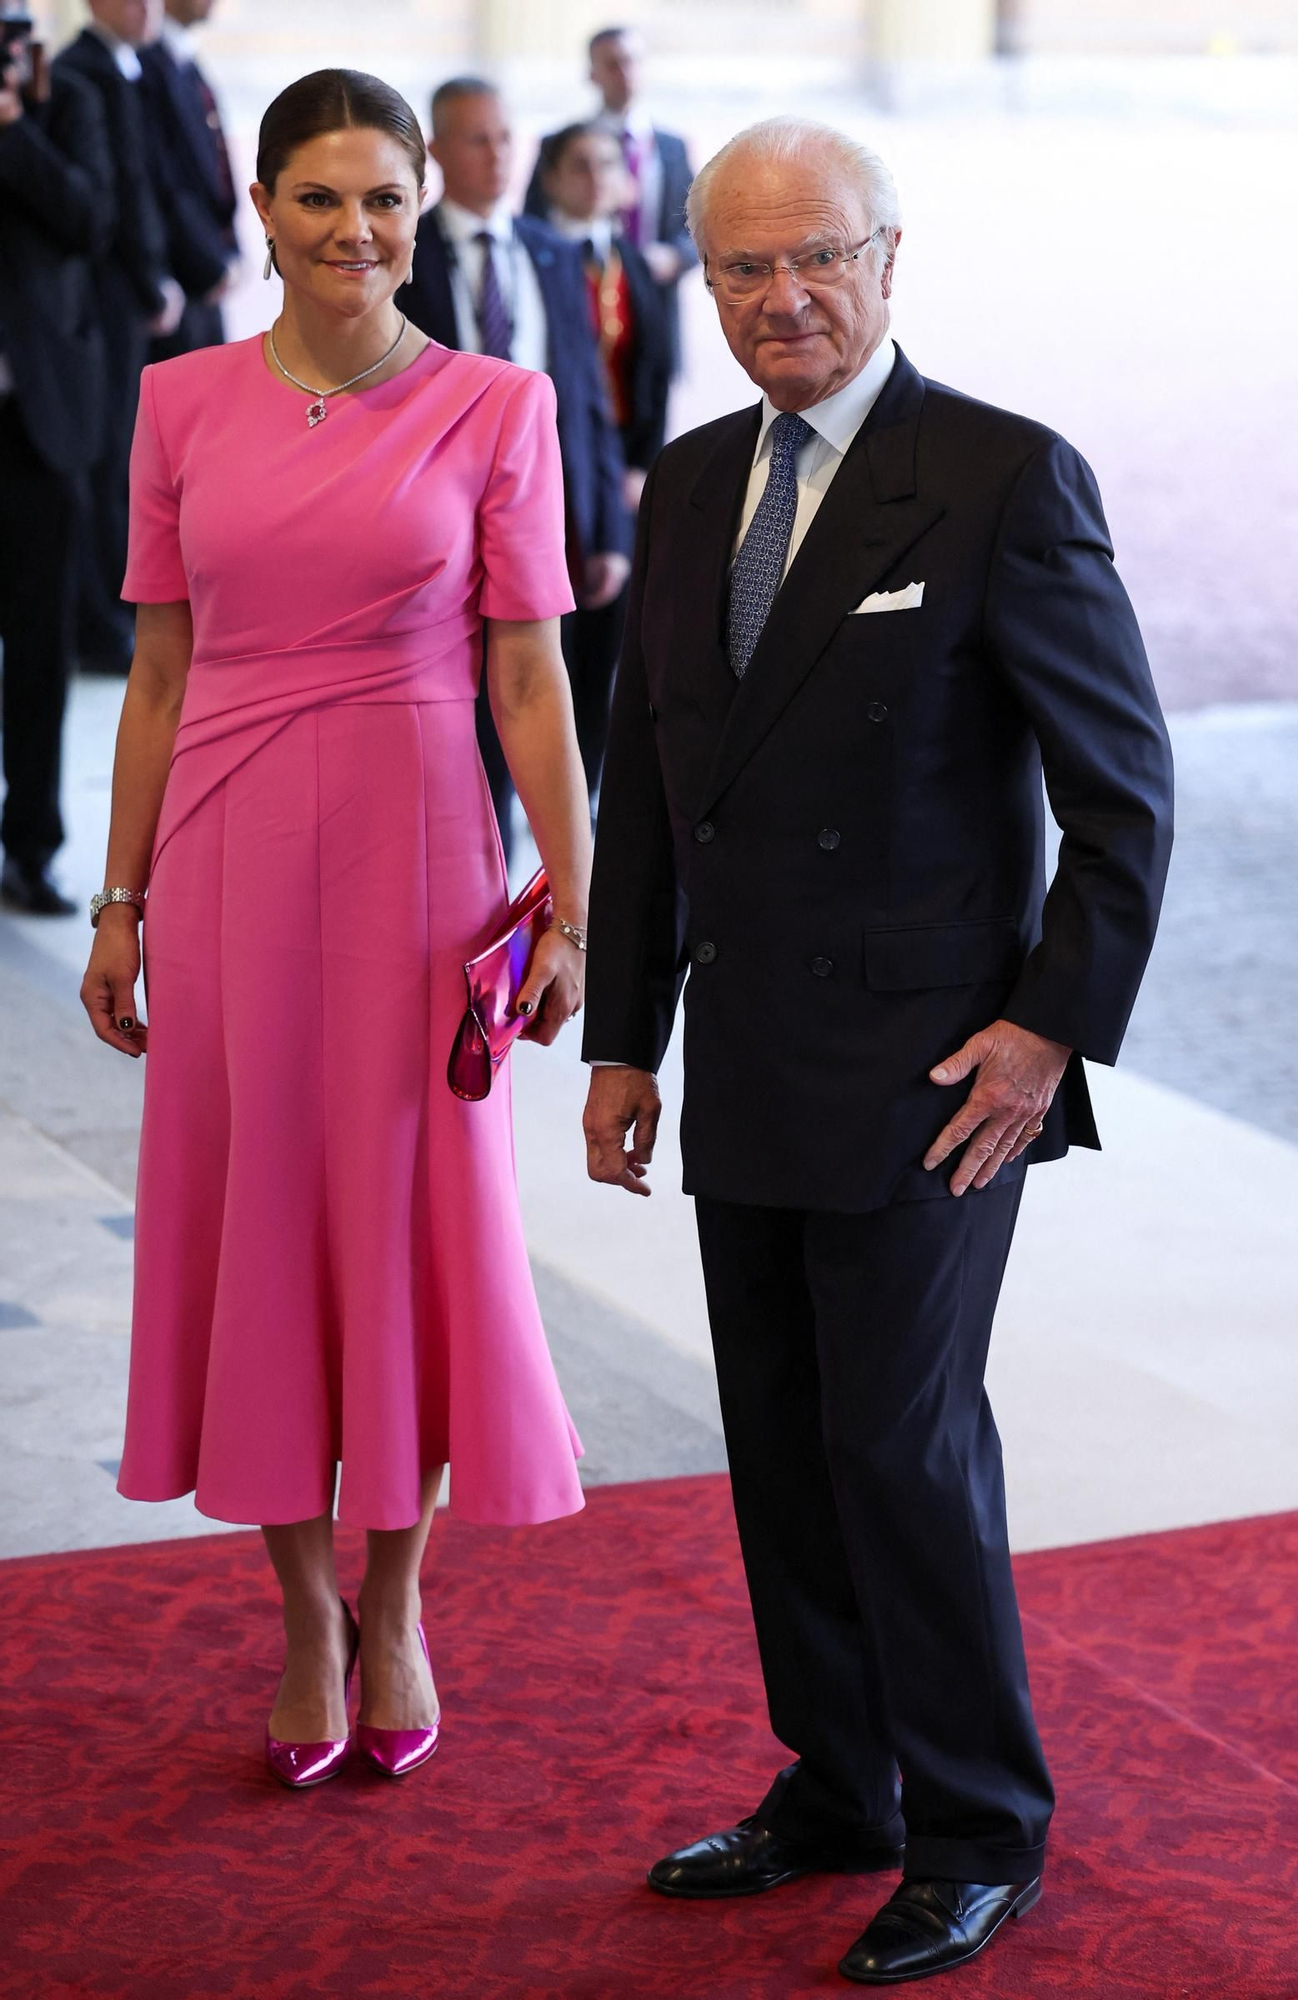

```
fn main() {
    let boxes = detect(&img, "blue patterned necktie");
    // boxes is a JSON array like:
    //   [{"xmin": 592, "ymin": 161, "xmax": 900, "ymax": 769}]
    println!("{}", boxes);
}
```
[
  {"xmin": 727, "ymin": 411, "xmax": 813, "ymax": 678},
  {"xmin": 474, "ymin": 230, "xmax": 512, "ymax": 359}
]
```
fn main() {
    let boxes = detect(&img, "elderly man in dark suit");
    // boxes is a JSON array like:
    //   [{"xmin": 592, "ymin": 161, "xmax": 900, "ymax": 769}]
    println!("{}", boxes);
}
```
[
  {"xmin": 55, "ymin": 0, "xmax": 183, "ymax": 674},
  {"xmin": 0, "ymin": 14, "xmax": 111, "ymax": 912},
  {"xmin": 140, "ymin": 0, "xmax": 238, "ymax": 360},
  {"xmin": 582, "ymin": 118, "xmax": 1173, "ymax": 1987},
  {"xmin": 525, "ymin": 24, "xmax": 695, "ymax": 375},
  {"xmin": 397, "ymin": 76, "xmax": 629, "ymax": 863}
]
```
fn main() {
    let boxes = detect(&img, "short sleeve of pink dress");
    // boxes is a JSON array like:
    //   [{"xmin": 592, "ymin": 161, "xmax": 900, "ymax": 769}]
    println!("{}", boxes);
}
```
[
  {"xmin": 122, "ymin": 369, "xmax": 189, "ymax": 602},
  {"xmin": 116, "ymin": 337, "xmax": 584, "ymax": 1533}
]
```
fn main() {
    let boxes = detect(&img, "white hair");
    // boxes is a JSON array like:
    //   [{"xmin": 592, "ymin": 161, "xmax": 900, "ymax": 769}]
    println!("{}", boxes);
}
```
[{"xmin": 686, "ymin": 117, "xmax": 902, "ymax": 268}]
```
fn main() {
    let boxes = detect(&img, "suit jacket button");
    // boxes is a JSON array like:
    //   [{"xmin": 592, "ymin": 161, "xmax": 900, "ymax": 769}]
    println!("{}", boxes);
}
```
[
  {"xmin": 694, "ymin": 821, "xmax": 715, "ymax": 844},
  {"xmin": 811, "ymin": 955, "xmax": 834, "ymax": 978},
  {"xmin": 817, "ymin": 828, "xmax": 841, "ymax": 851},
  {"xmin": 695, "ymin": 941, "xmax": 717, "ymax": 965},
  {"xmin": 867, "ymin": 702, "xmax": 889, "ymax": 723}
]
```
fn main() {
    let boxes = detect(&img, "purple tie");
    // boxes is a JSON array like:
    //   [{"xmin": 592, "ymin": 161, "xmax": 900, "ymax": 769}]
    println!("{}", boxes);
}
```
[
  {"xmin": 474, "ymin": 231, "xmax": 512, "ymax": 359},
  {"xmin": 619, "ymin": 129, "xmax": 643, "ymax": 248}
]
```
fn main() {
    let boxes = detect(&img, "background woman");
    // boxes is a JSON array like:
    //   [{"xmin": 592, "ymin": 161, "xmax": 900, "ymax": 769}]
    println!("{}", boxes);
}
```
[{"xmin": 79, "ymin": 68, "xmax": 590, "ymax": 1788}]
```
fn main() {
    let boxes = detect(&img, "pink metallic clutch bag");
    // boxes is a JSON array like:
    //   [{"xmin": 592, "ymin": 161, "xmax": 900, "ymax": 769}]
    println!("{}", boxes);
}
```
[{"xmin": 447, "ymin": 867, "xmax": 553, "ymax": 1102}]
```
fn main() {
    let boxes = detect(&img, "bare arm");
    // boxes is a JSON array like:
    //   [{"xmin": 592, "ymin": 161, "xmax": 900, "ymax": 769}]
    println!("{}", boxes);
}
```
[
  {"xmin": 80, "ymin": 601, "xmax": 193, "ymax": 1056},
  {"xmin": 484, "ymin": 615, "xmax": 592, "ymax": 1045}
]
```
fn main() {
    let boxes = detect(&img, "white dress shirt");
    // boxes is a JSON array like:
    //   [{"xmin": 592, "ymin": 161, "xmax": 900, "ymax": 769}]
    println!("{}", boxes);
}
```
[
  {"xmin": 157, "ymin": 16, "xmax": 197, "ymax": 64},
  {"xmin": 87, "ymin": 19, "xmax": 144, "ymax": 81},
  {"xmin": 733, "ymin": 336, "xmax": 897, "ymax": 580},
  {"xmin": 548, "ymin": 213, "xmax": 616, "ymax": 266},
  {"xmin": 436, "ymin": 199, "xmax": 547, "ymax": 376}
]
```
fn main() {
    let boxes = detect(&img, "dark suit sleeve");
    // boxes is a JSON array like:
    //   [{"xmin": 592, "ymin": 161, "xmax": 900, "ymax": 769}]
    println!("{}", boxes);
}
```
[
  {"xmin": 523, "ymin": 148, "xmax": 549, "ymax": 221},
  {"xmin": 985, "ymin": 434, "xmax": 1174, "ymax": 1064},
  {"xmin": 582, "ymin": 457, "xmax": 687, "ymax": 1068},
  {"xmin": 0, "ymin": 75, "xmax": 114, "ymax": 256},
  {"xmin": 142, "ymin": 79, "xmax": 228, "ymax": 299}
]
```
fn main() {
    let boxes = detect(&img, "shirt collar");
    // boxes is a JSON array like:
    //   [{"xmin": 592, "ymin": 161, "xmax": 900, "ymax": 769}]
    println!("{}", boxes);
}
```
[
  {"xmin": 755, "ymin": 335, "xmax": 897, "ymax": 461},
  {"xmin": 548, "ymin": 213, "xmax": 615, "ymax": 261},
  {"xmin": 88, "ymin": 19, "xmax": 144, "ymax": 80},
  {"xmin": 438, "ymin": 197, "xmax": 514, "ymax": 248},
  {"xmin": 158, "ymin": 17, "xmax": 197, "ymax": 63},
  {"xmin": 594, "ymin": 105, "xmax": 654, "ymax": 145}
]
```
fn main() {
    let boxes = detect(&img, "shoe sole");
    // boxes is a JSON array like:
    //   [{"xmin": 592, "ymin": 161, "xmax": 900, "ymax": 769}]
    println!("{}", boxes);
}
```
[
  {"xmin": 838, "ymin": 1879, "xmax": 1043, "ymax": 1984},
  {"xmin": 649, "ymin": 1848, "xmax": 904, "ymax": 1900}
]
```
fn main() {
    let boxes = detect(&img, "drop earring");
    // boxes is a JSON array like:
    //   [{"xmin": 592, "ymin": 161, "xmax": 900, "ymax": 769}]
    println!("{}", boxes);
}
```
[{"xmin": 263, "ymin": 237, "xmax": 276, "ymax": 281}]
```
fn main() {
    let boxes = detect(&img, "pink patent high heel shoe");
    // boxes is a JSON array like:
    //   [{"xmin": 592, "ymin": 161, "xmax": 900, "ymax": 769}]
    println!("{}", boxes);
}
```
[
  {"xmin": 356, "ymin": 1623, "xmax": 440, "ymax": 1778},
  {"xmin": 265, "ymin": 1599, "xmax": 359, "ymax": 1789}
]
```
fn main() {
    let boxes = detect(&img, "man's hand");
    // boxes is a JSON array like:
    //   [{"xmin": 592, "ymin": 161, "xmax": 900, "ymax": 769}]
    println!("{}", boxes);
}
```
[
  {"xmin": 643, "ymin": 242, "xmax": 682, "ymax": 285},
  {"xmin": 579, "ymin": 551, "xmax": 632, "ymax": 611},
  {"xmin": 148, "ymin": 276, "xmax": 186, "ymax": 339},
  {"xmin": 0, "ymin": 57, "xmax": 24, "ymax": 127},
  {"xmin": 583, "ymin": 1064, "xmax": 661, "ymax": 1197},
  {"xmin": 924, "ymin": 1019, "xmax": 1071, "ymax": 1197}
]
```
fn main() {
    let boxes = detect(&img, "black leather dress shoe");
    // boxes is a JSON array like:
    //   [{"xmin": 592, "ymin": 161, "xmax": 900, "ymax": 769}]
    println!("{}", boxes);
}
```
[
  {"xmin": 839, "ymin": 1876, "xmax": 1042, "ymax": 1983},
  {"xmin": 0, "ymin": 859, "xmax": 77, "ymax": 917},
  {"xmin": 649, "ymin": 1815, "xmax": 903, "ymax": 1900}
]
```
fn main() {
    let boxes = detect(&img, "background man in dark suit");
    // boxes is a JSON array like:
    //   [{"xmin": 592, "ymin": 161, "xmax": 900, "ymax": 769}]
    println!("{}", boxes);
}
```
[
  {"xmin": 0, "ymin": 9, "xmax": 112, "ymax": 913},
  {"xmin": 54, "ymin": 0, "xmax": 183, "ymax": 675},
  {"xmin": 397, "ymin": 77, "xmax": 629, "ymax": 863},
  {"xmin": 525, "ymin": 25, "xmax": 696, "ymax": 376},
  {"xmin": 140, "ymin": 0, "xmax": 238, "ymax": 361},
  {"xmin": 536, "ymin": 118, "xmax": 672, "ymax": 803},
  {"xmin": 582, "ymin": 118, "xmax": 1173, "ymax": 1987}
]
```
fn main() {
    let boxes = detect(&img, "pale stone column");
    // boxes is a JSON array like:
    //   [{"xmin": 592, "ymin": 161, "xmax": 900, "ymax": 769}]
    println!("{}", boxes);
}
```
[{"xmin": 868, "ymin": 0, "xmax": 997, "ymax": 61}]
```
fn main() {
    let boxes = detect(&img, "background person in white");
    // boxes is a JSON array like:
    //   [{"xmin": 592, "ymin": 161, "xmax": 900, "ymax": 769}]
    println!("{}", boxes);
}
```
[{"xmin": 582, "ymin": 119, "xmax": 1173, "ymax": 1987}]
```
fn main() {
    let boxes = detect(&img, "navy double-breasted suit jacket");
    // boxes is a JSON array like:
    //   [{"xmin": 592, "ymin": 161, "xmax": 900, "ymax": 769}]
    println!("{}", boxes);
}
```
[{"xmin": 582, "ymin": 346, "xmax": 1175, "ymax": 1212}]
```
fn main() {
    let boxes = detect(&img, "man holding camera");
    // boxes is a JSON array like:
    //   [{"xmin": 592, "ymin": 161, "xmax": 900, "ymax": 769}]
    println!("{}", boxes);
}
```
[{"xmin": 0, "ymin": 5, "xmax": 112, "ymax": 913}]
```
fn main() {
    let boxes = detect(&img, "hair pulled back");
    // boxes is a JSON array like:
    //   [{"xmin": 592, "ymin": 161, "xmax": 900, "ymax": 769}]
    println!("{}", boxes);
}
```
[{"xmin": 257, "ymin": 69, "xmax": 427, "ymax": 192}]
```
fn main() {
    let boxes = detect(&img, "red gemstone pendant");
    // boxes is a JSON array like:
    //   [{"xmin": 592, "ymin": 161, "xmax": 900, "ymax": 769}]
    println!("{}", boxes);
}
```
[{"xmin": 306, "ymin": 399, "xmax": 328, "ymax": 427}]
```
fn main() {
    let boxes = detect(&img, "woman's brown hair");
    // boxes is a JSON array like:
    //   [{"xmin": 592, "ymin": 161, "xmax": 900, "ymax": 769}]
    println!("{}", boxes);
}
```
[{"xmin": 256, "ymin": 69, "xmax": 427, "ymax": 191}]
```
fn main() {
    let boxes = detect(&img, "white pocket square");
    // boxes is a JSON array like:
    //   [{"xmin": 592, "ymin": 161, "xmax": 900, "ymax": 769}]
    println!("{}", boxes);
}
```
[{"xmin": 850, "ymin": 581, "xmax": 925, "ymax": 614}]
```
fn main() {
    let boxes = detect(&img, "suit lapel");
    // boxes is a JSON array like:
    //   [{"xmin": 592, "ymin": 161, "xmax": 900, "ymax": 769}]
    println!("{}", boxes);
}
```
[
  {"xmin": 698, "ymin": 349, "xmax": 942, "ymax": 816},
  {"xmin": 685, "ymin": 406, "xmax": 763, "ymax": 731}
]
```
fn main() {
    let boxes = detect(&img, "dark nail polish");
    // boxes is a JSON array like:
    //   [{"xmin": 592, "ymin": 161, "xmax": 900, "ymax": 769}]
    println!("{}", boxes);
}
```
[{"xmin": 119, "ymin": 1017, "xmax": 135, "ymax": 1032}]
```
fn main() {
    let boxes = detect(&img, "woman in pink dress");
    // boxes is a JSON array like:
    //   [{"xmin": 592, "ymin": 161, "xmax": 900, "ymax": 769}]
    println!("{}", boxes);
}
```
[{"xmin": 79, "ymin": 70, "xmax": 590, "ymax": 1788}]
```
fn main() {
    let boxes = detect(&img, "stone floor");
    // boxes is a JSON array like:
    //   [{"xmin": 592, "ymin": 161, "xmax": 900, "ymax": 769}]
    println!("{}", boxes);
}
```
[{"xmin": 1, "ymin": 681, "xmax": 1295, "ymax": 1560}]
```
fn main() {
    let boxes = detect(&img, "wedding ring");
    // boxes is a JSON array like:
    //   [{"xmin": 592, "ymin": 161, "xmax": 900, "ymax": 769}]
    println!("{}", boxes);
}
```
[{"xmin": 1026, "ymin": 1123, "xmax": 1044, "ymax": 1138}]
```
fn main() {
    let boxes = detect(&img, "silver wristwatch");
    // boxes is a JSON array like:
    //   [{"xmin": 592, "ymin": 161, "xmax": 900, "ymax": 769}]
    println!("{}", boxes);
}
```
[{"xmin": 90, "ymin": 888, "xmax": 146, "ymax": 928}]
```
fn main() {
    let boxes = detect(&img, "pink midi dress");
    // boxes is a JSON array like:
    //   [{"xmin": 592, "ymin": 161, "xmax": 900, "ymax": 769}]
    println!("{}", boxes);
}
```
[{"xmin": 115, "ymin": 334, "xmax": 584, "ymax": 1531}]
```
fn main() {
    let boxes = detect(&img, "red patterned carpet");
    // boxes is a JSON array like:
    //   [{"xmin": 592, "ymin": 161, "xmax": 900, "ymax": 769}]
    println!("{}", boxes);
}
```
[{"xmin": 2, "ymin": 1479, "xmax": 1296, "ymax": 2000}]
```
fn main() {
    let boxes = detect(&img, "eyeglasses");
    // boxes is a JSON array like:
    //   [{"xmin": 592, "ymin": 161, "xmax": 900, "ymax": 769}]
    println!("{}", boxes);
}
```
[{"xmin": 704, "ymin": 232, "xmax": 882, "ymax": 303}]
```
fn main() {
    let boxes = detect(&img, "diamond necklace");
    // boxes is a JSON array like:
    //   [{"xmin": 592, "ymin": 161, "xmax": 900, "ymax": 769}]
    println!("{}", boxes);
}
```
[{"xmin": 268, "ymin": 314, "xmax": 409, "ymax": 428}]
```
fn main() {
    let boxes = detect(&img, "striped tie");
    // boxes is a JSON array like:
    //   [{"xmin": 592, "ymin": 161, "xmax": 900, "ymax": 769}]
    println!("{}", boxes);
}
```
[
  {"xmin": 727, "ymin": 411, "xmax": 813, "ymax": 678},
  {"xmin": 474, "ymin": 231, "xmax": 512, "ymax": 359}
]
